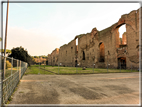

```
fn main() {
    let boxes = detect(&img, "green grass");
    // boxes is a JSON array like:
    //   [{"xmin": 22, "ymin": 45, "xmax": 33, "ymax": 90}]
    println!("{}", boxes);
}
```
[
  {"xmin": 5, "ymin": 69, "xmax": 17, "ymax": 78},
  {"xmin": 36, "ymin": 65, "xmax": 138, "ymax": 75},
  {"xmin": 3, "ymin": 65, "xmax": 139, "ymax": 77},
  {"xmin": 24, "ymin": 65, "xmax": 54, "ymax": 75}
]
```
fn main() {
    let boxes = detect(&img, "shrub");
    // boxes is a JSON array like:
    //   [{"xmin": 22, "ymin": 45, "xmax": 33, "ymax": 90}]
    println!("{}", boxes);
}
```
[{"xmin": 6, "ymin": 60, "xmax": 12, "ymax": 69}]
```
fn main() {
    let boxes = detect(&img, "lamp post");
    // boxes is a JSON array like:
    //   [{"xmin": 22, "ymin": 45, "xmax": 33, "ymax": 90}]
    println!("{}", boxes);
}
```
[
  {"xmin": 92, "ymin": 56, "xmax": 95, "ymax": 73},
  {"xmin": 93, "ymin": 64, "xmax": 95, "ymax": 73},
  {"xmin": 131, "ymin": 62, "xmax": 132, "ymax": 72},
  {"xmin": 3, "ymin": 0, "xmax": 9, "ymax": 80},
  {"xmin": 38, "ymin": 57, "xmax": 40, "ymax": 74},
  {"xmin": 107, "ymin": 64, "xmax": 110, "ymax": 73},
  {"xmin": 58, "ymin": 63, "xmax": 61, "ymax": 74},
  {"xmin": 44, "ymin": 60, "xmax": 46, "ymax": 74},
  {"xmin": 76, "ymin": 63, "xmax": 79, "ymax": 74},
  {"xmin": 58, "ymin": 62, "xmax": 59, "ymax": 74},
  {"xmin": 120, "ymin": 61, "xmax": 121, "ymax": 73}
]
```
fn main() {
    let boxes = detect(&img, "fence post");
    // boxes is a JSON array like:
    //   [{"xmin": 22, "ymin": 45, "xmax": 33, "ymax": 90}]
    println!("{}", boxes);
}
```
[
  {"xmin": 11, "ymin": 57, "xmax": 13, "ymax": 76},
  {"xmin": 19, "ymin": 61, "xmax": 21, "ymax": 79},
  {"xmin": 17, "ymin": 60, "xmax": 18, "ymax": 81},
  {"xmin": 131, "ymin": 62, "xmax": 132, "ymax": 72},
  {"xmin": 93, "ymin": 64, "xmax": 94, "ymax": 73},
  {"xmin": 58, "ymin": 62, "xmax": 59, "ymax": 74},
  {"xmin": 3, "ymin": 56, "xmax": 6, "ymax": 79},
  {"xmin": 38, "ymin": 58, "xmax": 40, "ymax": 74},
  {"xmin": 76, "ymin": 65, "xmax": 77, "ymax": 74},
  {"xmin": 120, "ymin": 62, "xmax": 121, "ymax": 73},
  {"xmin": 107, "ymin": 64, "xmax": 108, "ymax": 73}
]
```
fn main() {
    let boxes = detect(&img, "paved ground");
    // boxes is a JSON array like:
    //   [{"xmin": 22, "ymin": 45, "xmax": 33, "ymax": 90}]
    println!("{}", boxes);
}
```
[{"xmin": 9, "ymin": 72, "xmax": 140, "ymax": 104}]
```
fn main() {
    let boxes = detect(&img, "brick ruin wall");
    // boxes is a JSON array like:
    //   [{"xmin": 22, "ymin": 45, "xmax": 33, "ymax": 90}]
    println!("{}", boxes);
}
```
[
  {"xmin": 58, "ymin": 39, "xmax": 78, "ymax": 67},
  {"xmin": 48, "ymin": 7, "xmax": 141, "ymax": 69},
  {"xmin": 48, "ymin": 48, "xmax": 59, "ymax": 66}
]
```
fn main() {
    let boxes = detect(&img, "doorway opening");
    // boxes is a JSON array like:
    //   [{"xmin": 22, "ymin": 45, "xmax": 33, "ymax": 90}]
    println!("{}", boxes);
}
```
[{"xmin": 118, "ymin": 57, "xmax": 126, "ymax": 69}]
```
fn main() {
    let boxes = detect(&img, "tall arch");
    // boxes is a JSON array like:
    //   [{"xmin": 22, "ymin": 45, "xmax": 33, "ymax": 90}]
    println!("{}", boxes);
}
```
[
  {"xmin": 111, "ymin": 16, "xmax": 137, "ymax": 49},
  {"xmin": 82, "ymin": 51, "xmax": 85, "ymax": 60},
  {"xmin": 99, "ymin": 42, "xmax": 105, "ymax": 62}
]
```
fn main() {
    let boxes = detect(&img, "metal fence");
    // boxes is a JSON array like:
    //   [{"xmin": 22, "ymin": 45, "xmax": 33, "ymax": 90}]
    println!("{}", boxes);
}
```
[{"xmin": 0, "ymin": 55, "xmax": 28, "ymax": 105}]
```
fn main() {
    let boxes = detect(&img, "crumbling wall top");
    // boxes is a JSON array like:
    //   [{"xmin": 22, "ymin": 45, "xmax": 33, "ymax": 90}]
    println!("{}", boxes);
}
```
[{"xmin": 99, "ymin": 25, "xmax": 114, "ymax": 36}]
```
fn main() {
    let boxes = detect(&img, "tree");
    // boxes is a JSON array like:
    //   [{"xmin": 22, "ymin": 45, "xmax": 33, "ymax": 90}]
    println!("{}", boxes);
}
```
[
  {"xmin": 0, "ymin": 49, "xmax": 11, "ymax": 53},
  {"xmin": 8, "ymin": 46, "xmax": 32, "ymax": 66},
  {"xmin": 0, "ymin": 49, "xmax": 11, "ymax": 56}
]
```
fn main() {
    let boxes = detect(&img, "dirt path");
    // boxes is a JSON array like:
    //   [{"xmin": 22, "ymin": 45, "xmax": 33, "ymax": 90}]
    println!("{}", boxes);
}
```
[{"xmin": 8, "ymin": 72, "xmax": 140, "ymax": 104}]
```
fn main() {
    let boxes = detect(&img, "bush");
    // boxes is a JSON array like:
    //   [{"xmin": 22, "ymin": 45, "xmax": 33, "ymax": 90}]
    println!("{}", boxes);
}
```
[{"xmin": 6, "ymin": 60, "xmax": 12, "ymax": 69}]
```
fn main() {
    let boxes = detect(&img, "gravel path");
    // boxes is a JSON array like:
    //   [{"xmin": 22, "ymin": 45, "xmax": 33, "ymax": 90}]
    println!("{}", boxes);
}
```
[{"xmin": 9, "ymin": 72, "xmax": 140, "ymax": 104}]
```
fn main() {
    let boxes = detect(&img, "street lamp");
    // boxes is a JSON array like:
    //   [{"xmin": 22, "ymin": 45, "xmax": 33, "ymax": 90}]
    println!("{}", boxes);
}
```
[
  {"xmin": 58, "ymin": 63, "xmax": 62, "ymax": 74},
  {"xmin": 93, "ymin": 64, "xmax": 95, "ymax": 73},
  {"xmin": 107, "ymin": 64, "xmax": 110, "ymax": 73},
  {"xmin": 38, "ymin": 57, "xmax": 40, "ymax": 74},
  {"xmin": 76, "ymin": 63, "xmax": 79, "ymax": 74},
  {"xmin": 120, "ymin": 61, "xmax": 121, "ymax": 73}
]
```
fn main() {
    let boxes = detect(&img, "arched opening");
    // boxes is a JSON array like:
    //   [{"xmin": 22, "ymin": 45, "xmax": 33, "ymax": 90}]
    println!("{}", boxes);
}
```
[
  {"xmin": 118, "ymin": 24, "xmax": 127, "ymax": 46},
  {"xmin": 82, "ymin": 51, "xmax": 85, "ymax": 60},
  {"xmin": 75, "ymin": 38, "xmax": 78, "ymax": 54},
  {"xmin": 75, "ymin": 60, "xmax": 77, "ymax": 67},
  {"xmin": 118, "ymin": 57, "xmax": 126, "ymax": 69},
  {"xmin": 115, "ymin": 23, "xmax": 127, "ymax": 48},
  {"xmin": 99, "ymin": 42, "xmax": 105, "ymax": 62},
  {"xmin": 75, "ymin": 38, "xmax": 78, "ymax": 63}
]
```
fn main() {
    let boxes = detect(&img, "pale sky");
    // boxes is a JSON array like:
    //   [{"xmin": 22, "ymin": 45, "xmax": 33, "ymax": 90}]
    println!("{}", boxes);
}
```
[{"xmin": 2, "ymin": 1, "xmax": 141, "ymax": 56}]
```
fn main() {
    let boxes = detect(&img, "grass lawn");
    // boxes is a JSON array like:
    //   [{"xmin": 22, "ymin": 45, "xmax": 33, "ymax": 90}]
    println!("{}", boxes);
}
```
[
  {"xmin": 5, "ymin": 67, "xmax": 18, "ymax": 78},
  {"xmin": 37, "ymin": 65, "xmax": 138, "ymax": 74},
  {"xmin": 3, "ymin": 65, "xmax": 139, "ymax": 77},
  {"xmin": 5, "ymin": 69, "xmax": 17, "ymax": 78},
  {"xmin": 24, "ymin": 65, "xmax": 55, "ymax": 75}
]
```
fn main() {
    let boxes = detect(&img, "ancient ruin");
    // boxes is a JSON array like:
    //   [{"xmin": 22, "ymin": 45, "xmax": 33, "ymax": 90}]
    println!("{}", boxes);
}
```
[{"xmin": 48, "ymin": 8, "xmax": 141, "ymax": 69}]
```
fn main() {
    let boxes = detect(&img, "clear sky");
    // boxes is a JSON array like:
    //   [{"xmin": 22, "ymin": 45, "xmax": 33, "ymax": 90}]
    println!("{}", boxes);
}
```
[{"xmin": 2, "ymin": 2, "xmax": 140, "ymax": 56}]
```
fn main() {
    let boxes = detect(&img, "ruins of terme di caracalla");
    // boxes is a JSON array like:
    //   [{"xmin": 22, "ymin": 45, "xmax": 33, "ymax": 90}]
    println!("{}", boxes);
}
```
[{"xmin": 48, "ymin": 7, "xmax": 141, "ymax": 69}]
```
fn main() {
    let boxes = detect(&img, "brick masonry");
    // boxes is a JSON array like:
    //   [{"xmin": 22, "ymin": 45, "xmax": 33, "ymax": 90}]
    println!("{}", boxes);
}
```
[{"xmin": 48, "ymin": 8, "xmax": 141, "ymax": 69}]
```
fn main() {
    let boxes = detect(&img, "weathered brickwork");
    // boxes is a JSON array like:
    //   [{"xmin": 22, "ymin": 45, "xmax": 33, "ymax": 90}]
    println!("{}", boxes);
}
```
[
  {"xmin": 48, "ymin": 8, "xmax": 141, "ymax": 69},
  {"xmin": 58, "ymin": 40, "xmax": 77, "ymax": 67},
  {"xmin": 48, "ymin": 48, "xmax": 59, "ymax": 66}
]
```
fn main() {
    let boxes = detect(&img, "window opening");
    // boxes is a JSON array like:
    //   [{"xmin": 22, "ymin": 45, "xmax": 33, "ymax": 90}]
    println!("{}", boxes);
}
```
[{"xmin": 118, "ymin": 24, "xmax": 126, "ymax": 46}]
